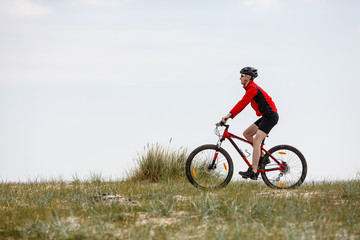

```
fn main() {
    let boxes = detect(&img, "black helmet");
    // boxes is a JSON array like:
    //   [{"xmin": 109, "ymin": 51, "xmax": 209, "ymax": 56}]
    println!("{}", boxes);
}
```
[{"xmin": 240, "ymin": 67, "xmax": 258, "ymax": 79}]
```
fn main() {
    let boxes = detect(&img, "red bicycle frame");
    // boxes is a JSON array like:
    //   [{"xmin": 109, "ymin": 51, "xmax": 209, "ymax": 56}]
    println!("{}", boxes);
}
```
[{"xmin": 219, "ymin": 126, "xmax": 286, "ymax": 173}]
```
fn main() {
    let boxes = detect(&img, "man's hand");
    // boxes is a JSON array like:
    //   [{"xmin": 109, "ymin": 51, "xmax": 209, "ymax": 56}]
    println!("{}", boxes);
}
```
[{"xmin": 221, "ymin": 113, "xmax": 233, "ymax": 124}]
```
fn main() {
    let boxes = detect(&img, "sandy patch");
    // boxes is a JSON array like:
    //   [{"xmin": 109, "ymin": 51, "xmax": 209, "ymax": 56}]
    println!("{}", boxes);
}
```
[
  {"xmin": 135, "ymin": 211, "xmax": 189, "ymax": 226},
  {"xmin": 173, "ymin": 195, "xmax": 191, "ymax": 201},
  {"xmin": 94, "ymin": 193, "xmax": 139, "ymax": 205},
  {"xmin": 257, "ymin": 190, "xmax": 322, "ymax": 199}
]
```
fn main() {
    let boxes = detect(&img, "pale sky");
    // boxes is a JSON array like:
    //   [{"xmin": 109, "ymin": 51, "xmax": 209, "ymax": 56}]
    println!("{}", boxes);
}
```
[{"xmin": 1, "ymin": 0, "xmax": 359, "ymax": 182}]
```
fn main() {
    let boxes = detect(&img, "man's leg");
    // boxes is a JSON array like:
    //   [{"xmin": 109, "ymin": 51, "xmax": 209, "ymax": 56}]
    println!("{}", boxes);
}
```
[
  {"xmin": 251, "ymin": 129, "xmax": 268, "ymax": 173},
  {"xmin": 240, "ymin": 114, "xmax": 278, "ymax": 179},
  {"xmin": 243, "ymin": 124, "xmax": 258, "ymax": 143},
  {"xmin": 244, "ymin": 124, "xmax": 265, "ymax": 158}
]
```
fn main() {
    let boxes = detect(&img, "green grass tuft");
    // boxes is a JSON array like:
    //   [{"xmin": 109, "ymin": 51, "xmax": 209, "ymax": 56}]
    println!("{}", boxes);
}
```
[{"xmin": 127, "ymin": 143, "xmax": 187, "ymax": 182}]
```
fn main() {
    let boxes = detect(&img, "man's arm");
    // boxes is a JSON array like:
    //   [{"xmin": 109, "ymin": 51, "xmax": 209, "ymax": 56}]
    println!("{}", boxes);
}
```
[
  {"xmin": 222, "ymin": 86, "xmax": 257, "ymax": 123},
  {"xmin": 229, "ymin": 86, "xmax": 257, "ymax": 118}
]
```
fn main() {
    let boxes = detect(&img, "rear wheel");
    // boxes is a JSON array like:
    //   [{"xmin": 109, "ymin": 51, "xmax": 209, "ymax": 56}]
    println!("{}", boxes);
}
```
[
  {"xmin": 186, "ymin": 144, "xmax": 233, "ymax": 189},
  {"xmin": 261, "ymin": 145, "xmax": 307, "ymax": 189}
]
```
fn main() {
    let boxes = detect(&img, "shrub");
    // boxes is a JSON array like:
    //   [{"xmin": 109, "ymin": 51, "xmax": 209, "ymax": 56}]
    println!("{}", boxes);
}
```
[{"xmin": 127, "ymin": 143, "xmax": 187, "ymax": 182}]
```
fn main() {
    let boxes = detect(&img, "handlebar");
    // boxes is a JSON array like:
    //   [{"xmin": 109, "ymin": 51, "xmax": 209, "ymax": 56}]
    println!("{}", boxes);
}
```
[{"xmin": 216, "ymin": 121, "xmax": 230, "ymax": 130}]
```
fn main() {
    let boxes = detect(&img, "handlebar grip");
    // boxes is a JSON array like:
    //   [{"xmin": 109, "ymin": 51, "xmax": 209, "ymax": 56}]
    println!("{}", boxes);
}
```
[
  {"xmin": 216, "ymin": 121, "xmax": 230, "ymax": 131},
  {"xmin": 216, "ymin": 121, "xmax": 226, "ymax": 127},
  {"xmin": 220, "ymin": 121, "xmax": 225, "ymax": 126}
]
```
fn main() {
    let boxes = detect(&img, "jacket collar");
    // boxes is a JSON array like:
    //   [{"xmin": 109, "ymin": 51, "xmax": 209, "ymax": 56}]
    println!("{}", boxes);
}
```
[{"xmin": 244, "ymin": 80, "xmax": 255, "ymax": 90}]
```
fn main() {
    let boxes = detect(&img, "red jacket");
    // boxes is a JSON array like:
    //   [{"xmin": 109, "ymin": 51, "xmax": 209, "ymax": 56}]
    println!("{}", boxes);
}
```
[{"xmin": 230, "ymin": 81, "xmax": 277, "ymax": 118}]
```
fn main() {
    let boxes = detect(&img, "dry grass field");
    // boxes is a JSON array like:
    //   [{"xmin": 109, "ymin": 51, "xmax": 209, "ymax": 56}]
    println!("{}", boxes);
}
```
[{"xmin": 1, "ymin": 145, "xmax": 359, "ymax": 239}]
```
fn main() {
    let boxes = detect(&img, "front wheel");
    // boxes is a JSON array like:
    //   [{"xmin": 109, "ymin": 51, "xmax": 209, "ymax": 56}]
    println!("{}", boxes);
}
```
[
  {"xmin": 186, "ymin": 144, "xmax": 234, "ymax": 189},
  {"xmin": 261, "ymin": 145, "xmax": 307, "ymax": 189}
]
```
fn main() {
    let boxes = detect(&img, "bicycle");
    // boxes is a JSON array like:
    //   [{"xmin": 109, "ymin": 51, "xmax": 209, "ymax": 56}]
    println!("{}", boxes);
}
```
[{"xmin": 185, "ymin": 122, "xmax": 307, "ymax": 189}]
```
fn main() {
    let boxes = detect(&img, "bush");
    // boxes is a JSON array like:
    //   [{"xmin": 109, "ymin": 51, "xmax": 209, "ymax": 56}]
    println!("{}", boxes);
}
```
[{"xmin": 127, "ymin": 143, "xmax": 188, "ymax": 182}]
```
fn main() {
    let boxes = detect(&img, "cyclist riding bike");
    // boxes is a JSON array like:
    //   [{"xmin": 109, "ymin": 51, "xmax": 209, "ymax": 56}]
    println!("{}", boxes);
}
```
[{"xmin": 222, "ymin": 67, "xmax": 279, "ymax": 180}]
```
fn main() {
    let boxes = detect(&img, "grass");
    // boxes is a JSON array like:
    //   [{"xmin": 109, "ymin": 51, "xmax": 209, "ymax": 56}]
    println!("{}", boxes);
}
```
[
  {"xmin": 1, "ymin": 145, "xmax": 359, "ymax": 239},
  {"xmin": 127, "ymin": 143, "xmax": 187, "ymax": 182}
]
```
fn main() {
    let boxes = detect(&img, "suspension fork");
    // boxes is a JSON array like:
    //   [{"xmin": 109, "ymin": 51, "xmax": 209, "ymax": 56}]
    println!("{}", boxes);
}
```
[
  {"xmin": 209, "ymin": 135, "xmax": 226, "ymax": 170},
  {"xmin": 209, "ymin": 124, "xmax": 231, "ymax": 170}
]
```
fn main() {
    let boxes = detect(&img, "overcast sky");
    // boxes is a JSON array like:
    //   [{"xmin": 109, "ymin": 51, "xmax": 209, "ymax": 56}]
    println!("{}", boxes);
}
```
[{"xmin": 1, "ymin": 0, "xmax": 359, "ymax": 182}]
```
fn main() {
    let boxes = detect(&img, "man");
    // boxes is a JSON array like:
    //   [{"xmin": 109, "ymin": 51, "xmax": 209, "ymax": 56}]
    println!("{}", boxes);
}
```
[{"xmin": 222, "ymin": 67, "xmax": 279, "ymax": 180}]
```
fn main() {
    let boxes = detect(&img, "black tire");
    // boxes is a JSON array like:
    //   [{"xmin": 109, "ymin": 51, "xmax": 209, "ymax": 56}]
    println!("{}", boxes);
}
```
[
  {"xmin": 186, "ymin": 144, "xmax": 234, "ymax": 189},
  {"xmin": 260, "ymin": 145, "xmax": 307, "ymax": 189}
]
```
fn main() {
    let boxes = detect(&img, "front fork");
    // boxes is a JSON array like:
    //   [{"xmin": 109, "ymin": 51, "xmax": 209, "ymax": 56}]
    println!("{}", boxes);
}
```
[{"xmin": 208, "ymin": 137, "xmax": 224, "ymax": 170}]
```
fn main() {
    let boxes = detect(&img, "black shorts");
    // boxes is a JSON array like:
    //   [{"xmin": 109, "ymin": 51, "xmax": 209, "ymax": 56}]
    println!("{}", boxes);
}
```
[{"xmin": 254, "ymin": 112, "xmax": 279, "ymax": 134}]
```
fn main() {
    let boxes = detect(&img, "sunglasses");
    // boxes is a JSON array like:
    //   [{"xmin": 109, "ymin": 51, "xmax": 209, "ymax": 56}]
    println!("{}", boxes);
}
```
[{"xmin": 240, "ymin": 74, "xmax": 247, "ymax": 78}]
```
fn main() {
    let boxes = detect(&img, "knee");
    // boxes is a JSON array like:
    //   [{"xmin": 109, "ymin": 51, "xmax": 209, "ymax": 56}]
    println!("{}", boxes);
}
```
[
  {"xmin": 253, "ymin": 135, "xmax": 265, "ymax": 146},
  {"xmin": 243, "ymin": 130, "xmax": 252, "ymax": 139}
]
